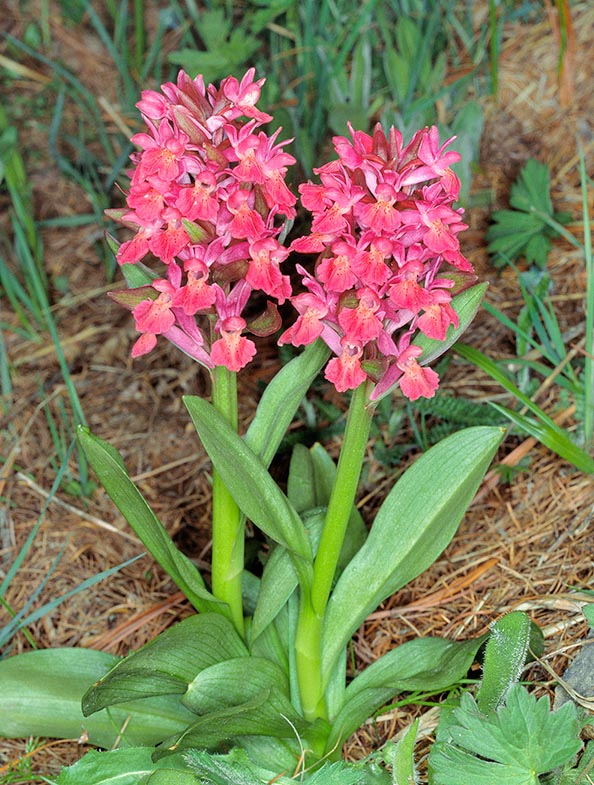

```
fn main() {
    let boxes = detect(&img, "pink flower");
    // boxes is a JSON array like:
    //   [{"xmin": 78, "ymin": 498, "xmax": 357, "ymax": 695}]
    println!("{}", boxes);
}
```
[
  {"xmin": 279, "ymin": 292, "xmax": 329, "ymax": 347},
  {"xmin": 110, "ymin": 69, "xmax": 296, "ymax": 370},
  {"xmin": 282, "ymin": 122, "xmax": 474, "ymax": 400},
  {"xmin": 210, "ymin": 316, "xmax": 256, "ymax": 371},
  {"xmin": 246, "ymin": 238, "xmax": 291, "ymax": 303},
  {"xmin": 325, "ymin": 342, "xmax": 367, "ymax": 392},
  {"xmin": 396, "ymin": 345, "xmax": 439, "ymax": 401}
]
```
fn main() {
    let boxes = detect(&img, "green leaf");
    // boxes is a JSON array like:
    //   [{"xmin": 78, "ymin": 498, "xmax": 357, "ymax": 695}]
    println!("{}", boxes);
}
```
[
  {"xmin": 325, "ymin": 635, "xmax": 487, "ymax": 752},
  {"xmin": 0, "ymin": 649, "xmax": 196, "ymax": 748},
  {"xmin": 455, "ymin": 343, "xmax": 594, "ymax": 473},
  {"xmin": 182, "ymin": 657, "xmax": 290, "ymax": 714},
  {"xmin": 120, "ymin": 261, "xmax": 158, "ymax": 288},
  {"xmin": 491, "ymin": 403, "xmax": 594, "ymax": 474},
  {"xmin": 245, "ymin": 339, "xmax": 330, "ymax": 467},
  {"xmin": 321, "ymin": 426, "xmax": 504, "ymax": 685},
  {"xmin": 486, "ymin": 159, "xmax": 567, "ymax": 269},
  {"xmin": 384, "ymin": 720, "xmax": 419, "ymax": 785},
  {"xmin": 77, "ymin": 426, "xmax": 221, "ymax": 613},
  {"xmin": 429, "ymin": 686, "xmax": 582, "ymax": 785},
  {"xmin": 147, "ymin": 772, "xmax": 201, "ymax": 785},
  {"xmin": 56, "ymin": 748, "xmax": 196, "ymax": 785},
  {"xmin": 82, "ymin": 614, "xmax": 247, "ymax": 716},
  {"xmin": 155, "ymin": 688, "xmax": 307, "ymax": 756},
  {"xmin": 183, "ymin": 747, "xmax": 274, "ymax": 785},
  {"xmin": 183, "ymin": 396, "xmax": 312, "ymax": 565},
  {"xmin": 372, "ymin": 284, "xmax": 487, "ymax": 403},
  {"xmin": 477, "ymin": 611, "xmax": 533, "ymax": 713}
]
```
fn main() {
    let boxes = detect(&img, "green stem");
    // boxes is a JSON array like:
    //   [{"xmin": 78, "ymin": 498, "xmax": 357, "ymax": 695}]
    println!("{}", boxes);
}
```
[
  {"xmin": 211, "ymin": 365, "xmax": 245, "ymax": 637},
  {"xmin": 295, "ymin": 381, "xmax": 374, "ymax": 721},
  {"xmin": 311, "ymin": 381, "xmax": 374, "ymax": 616}
]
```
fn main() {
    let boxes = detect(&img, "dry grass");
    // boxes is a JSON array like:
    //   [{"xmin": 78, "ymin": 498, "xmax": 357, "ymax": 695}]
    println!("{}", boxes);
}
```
[{"xmin": 1, "ymin": 2, "xmax": 593, "ymax": 781}]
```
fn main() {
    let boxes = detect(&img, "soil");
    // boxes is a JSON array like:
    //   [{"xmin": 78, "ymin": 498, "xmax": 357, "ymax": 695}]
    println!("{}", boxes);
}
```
[{"xmin": 1, "ymin": 2, "xmax": 593, "ymax": 781}]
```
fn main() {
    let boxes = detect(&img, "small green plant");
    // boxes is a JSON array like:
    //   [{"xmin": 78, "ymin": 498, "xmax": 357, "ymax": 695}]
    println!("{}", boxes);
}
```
[
  {"xmin": 486, "ymin": 158, "xmax": 570, "ymax": 269},
  {"xmin": 428, "ymin": 611, "xmax": 591, "ymax": 785},
  {"xmin": 429, "ymin": 686, "xmax": 585, "ymax": 785}
]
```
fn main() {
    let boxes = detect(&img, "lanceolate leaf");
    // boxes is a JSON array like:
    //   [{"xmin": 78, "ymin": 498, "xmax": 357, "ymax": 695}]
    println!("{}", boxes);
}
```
[
  {"xmin": 321, "ymin": 426, "xmax": 504, "ymax": 685},
  {"xmin": 183, "ymin": 396, "xmax": 312, "ymax": 568},
  {"xmin": 182, "ymin": 657, "xmax": 291, "ymax": 715},
  {"xmin": 250, "ymin": 509, "xmax": 324, "ymax": 642},
  {"xmin": 245, "ymin": 339, "xmax": 330, "ymax": 467},
  {"xmin": 77, "ymin": 426, "xmax": 221, "ymax": 613},
  {"xmin": 82, "ymin": 614, "xmax": 247, "ymax": 716},
  {"xmin": 0, "ymin": 649, "xmax": 195, "ymax": 748},
  {"xmin": 325, "ymin": 635, "xmax": 487, "ymax": 752},
  {"xmin": 155, "ymin": 689, "xmax": 307, "ymax": 757},
  {"xmin": 455, "ymin": 342, "xmax": 594, "ymax": 473},
  {"xmin": 490, "ymin": 403, "xmax": 594, "ymax": 474}
]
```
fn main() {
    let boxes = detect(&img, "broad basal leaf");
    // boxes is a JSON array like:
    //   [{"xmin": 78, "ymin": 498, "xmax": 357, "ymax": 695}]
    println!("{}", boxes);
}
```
[
  {"xmin": 77, "ymin": 426, "xmax": 221, "ymax": 613},
  {"xmin": 182, "ymin": 657, "xmax": 290, "ymax": 715},
  {"xmin": 82, "ymin": 613, "xmax": 247, "ymax": 716},
  {"xmin": 321, "ymin": 426, "xmax": 504, "ymax": 685},
  {"xmin": 325, "ymin": 635, "xmax": 487, "ymax": 751},
  {"xmin": 155, "ymin": 688, "xmax": 307, "ymax": 757},
  {"xmin": 0, "ymin": 648, "xmax": 195, "ymax": 748}
]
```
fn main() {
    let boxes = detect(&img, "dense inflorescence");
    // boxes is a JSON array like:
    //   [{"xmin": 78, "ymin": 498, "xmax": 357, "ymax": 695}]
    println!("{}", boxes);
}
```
[
  {"xmin": 281, "ymin": 123, "xmax": 474, "ymax": 400},
  {"xmin": 112, "ymin": 70, "xmax": 474, "ymax": 400},
  {"xmin": 111, "ymin": 69, "xmax": 296, "ymax": 371}
]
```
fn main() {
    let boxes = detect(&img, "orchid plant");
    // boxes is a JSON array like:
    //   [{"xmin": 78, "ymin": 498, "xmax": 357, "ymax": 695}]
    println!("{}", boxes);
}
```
[{"xmin": 1, "ymin": 70, "xmax": 505, "ymax": 782}]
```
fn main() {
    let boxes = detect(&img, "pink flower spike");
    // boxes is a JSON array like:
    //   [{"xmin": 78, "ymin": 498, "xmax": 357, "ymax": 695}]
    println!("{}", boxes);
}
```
[
  {"xmin": 396, "ymin": 345, "xmax": 439, "ymax": 401},
  {"xmin": 117, "ymin": 230, "xmax": 151, "ymax": 265},
  {"xmin": 136, "ymin": 90, "xmax": 169, "ymax": 120},
  {"xmin": 316, "ymin": 241, "xmax": 358, "ymax": 293},
  {"xmin": 132, "ymin": 281, "xmax": 176, "ymax": 335},
  {"xmin": 355, "ymin": 182, "xmax": 401, "ymax": 233},
  {"xmin": 388, "ymin": 261, "xmax": 433, "ymax": 313},
  {"xmin": 221, "ymin": 69, "xmax": 272, "ymax": 123},
  {"xmin": 175, "ymin": 261, "xmax": 217, "ymax": 315},
  {"xmin": 325, "ymin": 342, "xmax": 367, "ymax": 392},
  {"xmin": 175, "ymin": 170, "xmax": 219, "ymax": 222},
  {"xmin": 148, "ymin": 219, "xmax": 190, "ymax": 263},
  {"xmin": 226, "ymin": 189, "xmax": 267, "ymax": 241},
  {"xmin": 210, "ymin": 316, "xmax": 256, "ymax": 371}
]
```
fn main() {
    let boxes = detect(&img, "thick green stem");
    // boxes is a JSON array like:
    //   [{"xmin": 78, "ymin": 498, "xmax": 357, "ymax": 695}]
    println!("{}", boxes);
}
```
[
  {"xmin": 295, "ymin": 381, "xmax": 374, "ymax": 721},
  {"xmin": 311, "ymin": 381, "xmax": 374, "ymax": 616},
  {"xmin": 211, "ymin": 365, "xmax": 245, "ymax": 637}
]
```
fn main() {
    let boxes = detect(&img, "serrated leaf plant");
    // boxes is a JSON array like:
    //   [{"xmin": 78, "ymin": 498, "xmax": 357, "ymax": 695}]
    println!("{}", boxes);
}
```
[
  {"xmin": 0, "ymin": 70, "xmax": 505, "ymax": 782},
  {"xmin": 428, "ymin": 611, "xmax": 587, "ymax": 785},
  {"xmin": 486, "ymin": 158, "xmax": 571, "ymax": 269}
]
